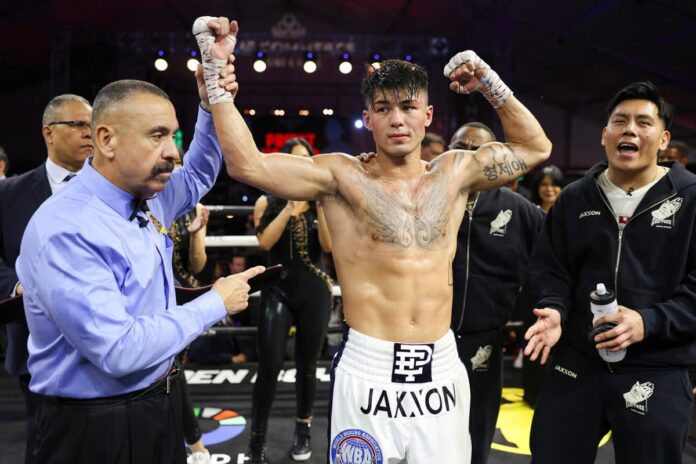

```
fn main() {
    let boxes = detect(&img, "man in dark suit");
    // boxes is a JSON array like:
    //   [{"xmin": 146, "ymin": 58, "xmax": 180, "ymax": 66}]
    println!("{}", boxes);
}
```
[{"xmin": 0, "ymin": 94, "xmax": 92, "ymax": 463}]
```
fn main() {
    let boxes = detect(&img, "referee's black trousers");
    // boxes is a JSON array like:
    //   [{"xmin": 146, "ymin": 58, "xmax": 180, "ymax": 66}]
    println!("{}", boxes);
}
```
[{"xmin": 33, "ymin": 373, "xmax": 186, "ymax": 464}]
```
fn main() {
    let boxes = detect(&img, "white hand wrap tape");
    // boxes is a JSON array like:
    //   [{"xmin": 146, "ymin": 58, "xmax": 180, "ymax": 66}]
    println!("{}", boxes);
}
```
[{"xmin": 193, "ymin": 16, "xmax": 237, "ymax": 104}]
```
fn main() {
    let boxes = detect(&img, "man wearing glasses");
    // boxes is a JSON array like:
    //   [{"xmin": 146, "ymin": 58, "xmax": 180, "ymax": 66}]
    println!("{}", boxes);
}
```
[{"xmin": 0, "ymin": 94, "xmax": 92, "ymax": 463}]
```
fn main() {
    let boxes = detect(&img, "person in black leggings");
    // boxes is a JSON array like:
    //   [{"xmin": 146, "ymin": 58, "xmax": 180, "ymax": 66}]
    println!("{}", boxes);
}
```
[{"xmin": 248, "ymin": 138, "xmax": 333, "ymax": 463}]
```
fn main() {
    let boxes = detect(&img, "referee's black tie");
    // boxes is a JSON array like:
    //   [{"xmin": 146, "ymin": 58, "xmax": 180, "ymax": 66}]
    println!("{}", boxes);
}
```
[{"xmin": 129, "ymin": 199, "xmax": 150, "ymax": 228}]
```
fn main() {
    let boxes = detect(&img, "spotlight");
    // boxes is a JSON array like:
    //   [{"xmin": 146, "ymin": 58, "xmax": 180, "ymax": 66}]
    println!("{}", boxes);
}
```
[
  {"xmin": 303, "ymin": 52, "xmax": 317, "ymax": 74},
  {"xmin": 155, "ymin": 59, "xmax": 168, "ymax": 71},
  {"xmin": 298, "ymin": 109, "xmax": 310, "ymax": 116},
  {"xmin": 370, "ymin": 52, "xmax": 381, "ymax": 68},
  {"xmin": 322, "ymin": 108, "xmax": 334, "ymax": 116},
  {"xmin": 186, "ymin": 50, "xmax": 199, "ymax": 72},
  {"xmin": 253, "ymin": 51, "xmax": 267, "ymax": 73},
  {"xmin": 154, "ymin": 49, "xmax": 168, "ymax": 71},
  {"xmin": 339, "ymin": 53, "xmax": 352, "ymax": 74},
  {"xmin": 273, "ymin": 109, "xmax": 286, "ymax": 116},
  {"xmin": 354, "ymin": 119, "xmax": 364, "ymax": 129},
  {"xmin": 404, "ymin": 54, "xmax": 413, "ymax": 62}
]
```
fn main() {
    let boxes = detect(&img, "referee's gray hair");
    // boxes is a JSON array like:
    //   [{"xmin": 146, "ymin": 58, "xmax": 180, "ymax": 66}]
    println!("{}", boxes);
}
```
[
  {"xmin": 92, "ymin": 80, "xmax": 169, "ymax": 126},
  {"xmin": 42, "ymin": 94, "xmax": 91, "ymax": 126}
]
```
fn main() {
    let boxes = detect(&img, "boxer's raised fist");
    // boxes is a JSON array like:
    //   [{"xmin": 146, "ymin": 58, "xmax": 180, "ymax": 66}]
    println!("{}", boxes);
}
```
[
  {"xmin": 443, "ymin": 50, "xmax": 513, "ymax": 109},
  {"xmin": 192, "ymin": 16, "xmax": 237, "ymax": 60},
  {"xmin": 443, "ymin": 50, "xmax": 490, "ymax": 95},
  {"xmin": 192, "ymin": 16, "xmax": 238, "ymax": 104}
]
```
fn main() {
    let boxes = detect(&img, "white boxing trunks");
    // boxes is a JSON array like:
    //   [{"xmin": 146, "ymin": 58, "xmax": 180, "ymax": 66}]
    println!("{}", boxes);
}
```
[{"xmin": 328, "ymin": 325, "xmax": 471, "ymax": 464}]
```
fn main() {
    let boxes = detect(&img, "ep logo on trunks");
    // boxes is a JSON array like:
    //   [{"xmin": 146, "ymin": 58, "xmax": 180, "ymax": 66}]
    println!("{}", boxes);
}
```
[
  {"xmin": 331, "ymin": 429, "xmax": 383, "ymax": 464},
  {"xmin": 392, "ymin": 343, "xmax": 434, "ymax": 383}
]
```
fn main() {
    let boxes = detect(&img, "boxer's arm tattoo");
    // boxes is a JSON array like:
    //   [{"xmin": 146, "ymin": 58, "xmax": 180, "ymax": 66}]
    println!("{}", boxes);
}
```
[{"xmin": 471, "ymin": 143, "xmax": 528, "ymax": 184}]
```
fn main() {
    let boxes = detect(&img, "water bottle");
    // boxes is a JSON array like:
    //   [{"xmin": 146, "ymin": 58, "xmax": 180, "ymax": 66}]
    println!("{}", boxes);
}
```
[{"xmin": 590, "ymin": 283, "xmax": 625, "ymax": 363}]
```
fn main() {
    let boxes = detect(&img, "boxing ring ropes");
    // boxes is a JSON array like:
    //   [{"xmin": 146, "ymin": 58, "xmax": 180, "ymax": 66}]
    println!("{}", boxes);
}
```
[
  {"xmin": 201, "ymin": 205, "xmax": 523, "ymax": 337},
  {"xmin": 202, "ymin": 204, "xmax": 344, "ymax": 336}
]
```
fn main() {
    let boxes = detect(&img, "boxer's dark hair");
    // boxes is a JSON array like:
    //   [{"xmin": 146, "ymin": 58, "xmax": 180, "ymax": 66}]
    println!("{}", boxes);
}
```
[
  {"xmin": 361, "ymin": 60, "xmax": 429, "ymax": 109},
  {"xmin": 92, "ymin": 80, "xmax": 169, "ymax": 125},
  {"xmin": 605, "ymin": 81, "xmax": 673, "ymax": 130}
]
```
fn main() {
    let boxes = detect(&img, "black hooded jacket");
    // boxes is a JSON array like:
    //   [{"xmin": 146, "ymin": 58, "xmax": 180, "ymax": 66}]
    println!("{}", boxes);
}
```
[
  {"xmin": 532, "ymin": 160, "xmax": 696, "ymax": 368},
  {"xmin": 452, "ymin": 187, "xmax": 544, "ymax": 334}
]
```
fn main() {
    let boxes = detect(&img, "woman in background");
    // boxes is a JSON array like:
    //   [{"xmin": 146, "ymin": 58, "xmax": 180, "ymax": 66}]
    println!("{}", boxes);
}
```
[
  {"xmin": 171, "ymin": 203, "xmax": 209, "ymax": 287},
  {"xmin": 532, "ymin": 165, "xmax": 567, "ymax": 213},
  {"xmin": 248, "ymin": 138, "xmax": 333, "ymax": 463}
]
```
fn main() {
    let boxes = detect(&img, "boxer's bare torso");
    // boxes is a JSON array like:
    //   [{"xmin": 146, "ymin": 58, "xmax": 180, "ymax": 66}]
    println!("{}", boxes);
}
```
[{"xmin": 319, "ymin": 151, "xmax": 467, "ymax": 342}]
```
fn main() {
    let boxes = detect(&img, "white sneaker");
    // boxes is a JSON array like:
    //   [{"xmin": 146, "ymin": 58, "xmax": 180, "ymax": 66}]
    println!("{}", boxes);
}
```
[{"xmin": 187, "ymin": 450, "xmax": 211, "ymax": 464}]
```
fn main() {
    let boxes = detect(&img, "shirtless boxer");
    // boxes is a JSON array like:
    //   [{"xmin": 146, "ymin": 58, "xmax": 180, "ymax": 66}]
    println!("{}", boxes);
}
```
[{"xmin": 193, "ymin": 17, "xmax": 551, "ymax": 463}]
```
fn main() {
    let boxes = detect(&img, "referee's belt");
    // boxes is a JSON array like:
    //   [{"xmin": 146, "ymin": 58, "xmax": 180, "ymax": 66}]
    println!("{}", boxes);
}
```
[{"xmin": 44, "ymin": 364, "xmax": 182, "ymax": 406}]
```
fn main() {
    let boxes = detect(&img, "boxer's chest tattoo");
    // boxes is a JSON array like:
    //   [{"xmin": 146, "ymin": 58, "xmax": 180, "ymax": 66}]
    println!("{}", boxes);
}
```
[{"xmin": 357, "ymin": 171, "xmax": 452, "ymax": 248}]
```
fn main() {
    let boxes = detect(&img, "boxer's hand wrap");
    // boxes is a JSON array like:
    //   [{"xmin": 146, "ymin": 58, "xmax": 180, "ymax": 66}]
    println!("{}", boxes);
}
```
[
  {"xmin": 443, "ymin": 50, "xmax": 512, "ymax": 109},
  {"xmin": 193, "ymin": 16, "xmax": 236, "ymax": 105}
]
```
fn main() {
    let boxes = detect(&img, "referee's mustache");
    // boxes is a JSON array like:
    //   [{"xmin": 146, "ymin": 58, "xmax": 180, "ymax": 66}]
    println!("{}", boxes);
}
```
[{"xmin": 151, "ymin": 161, "xmax": 175, "ymax": 177}]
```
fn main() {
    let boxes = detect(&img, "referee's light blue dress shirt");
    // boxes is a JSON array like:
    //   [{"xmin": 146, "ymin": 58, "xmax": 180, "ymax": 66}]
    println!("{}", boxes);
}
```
[{"xmin": 17, "ymin": 108, "xmax": 227, "ymax": 398}]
